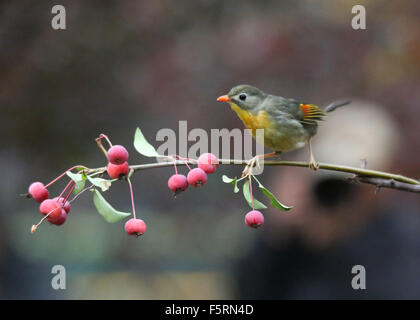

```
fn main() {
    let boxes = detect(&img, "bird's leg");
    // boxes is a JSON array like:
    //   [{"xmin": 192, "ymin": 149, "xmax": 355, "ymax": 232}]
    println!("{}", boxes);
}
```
[
  {"xmin": 308, "ymin": 138, "xmax": 319, "ymax": 170},
  {"xmin": 241, "ymin": 152, "xmax": 279, "ymax": 177}
]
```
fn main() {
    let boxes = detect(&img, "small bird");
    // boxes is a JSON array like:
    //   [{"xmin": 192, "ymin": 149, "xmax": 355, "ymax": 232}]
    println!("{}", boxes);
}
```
[{"xmin": 217, "ymin": 84, "xmax": 350, "ymax": 172}]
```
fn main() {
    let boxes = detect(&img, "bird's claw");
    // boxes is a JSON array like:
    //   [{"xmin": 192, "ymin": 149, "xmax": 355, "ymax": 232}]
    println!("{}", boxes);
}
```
[
  {"xmin": 241, "ymin": 168, "xmax": 248, "ymax": 178},
  {"xmin": 242, "ymin": 156, "xmax": 260, "ymax": 177},
  {"xmin": 308, "ymin": 159, "xmax": 319, "ymax": 171}
]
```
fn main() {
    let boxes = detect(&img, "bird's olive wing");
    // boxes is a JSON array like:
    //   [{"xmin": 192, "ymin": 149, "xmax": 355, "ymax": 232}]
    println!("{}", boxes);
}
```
[{"xmin": 264, "ymin": 96, "xmax": 305, "ymax": 120}]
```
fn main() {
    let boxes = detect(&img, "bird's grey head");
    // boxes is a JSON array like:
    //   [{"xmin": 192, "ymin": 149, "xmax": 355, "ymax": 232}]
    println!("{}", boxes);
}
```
[{"xmin": 225, "ymin": 84, "xmax": 266, "ymax": 111}]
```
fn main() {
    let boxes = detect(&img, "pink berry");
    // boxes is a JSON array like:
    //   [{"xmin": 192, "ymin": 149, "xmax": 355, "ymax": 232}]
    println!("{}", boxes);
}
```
[
  {"xmin": 107, "ymin": 161, "xmax": 130, "ymax": 179},
  {"xmin": 125, "ymin": 218, "xmax": 147, "ymax": 236},
  {"xmin": 28, "ymin": 182, "xmax": 49, "ymax": 203},
  {"xmin": 39, "ymin": 199, "xmax": 63, "ymax": 222},
  {"xmin": 197, "ymin": 153, "xmax": 219, "ymax": 174},
  {"xmin": 53, "ymin": 197, "xmax": 71, "ymax": 214},
  {"xmin": 48, "ymin": 209, "xmax": 67, "ymax": 226},
  {"xmin": 187, "ymin": 168, "xmax": 208, "ymax": 187},
  {"xmin": 244, "ymin": 210, "xmax": 264, "ymax": 229},
  {"xmin": 108, "ymin": 145, "xmax": 129, "ymax": 165},
  {"xmin": 168, "ymin": 174, "xmax": 188, "ymax": 192}
]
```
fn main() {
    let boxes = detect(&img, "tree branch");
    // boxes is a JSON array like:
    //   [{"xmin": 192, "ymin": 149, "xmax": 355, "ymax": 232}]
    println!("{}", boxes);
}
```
[
  {"xmin": 87, "ymin": 159, "xmax": 420, "ymax": 193},
  {"xmin": 350, "ymin": 176, "xmax": 420, "ymax": 193}
]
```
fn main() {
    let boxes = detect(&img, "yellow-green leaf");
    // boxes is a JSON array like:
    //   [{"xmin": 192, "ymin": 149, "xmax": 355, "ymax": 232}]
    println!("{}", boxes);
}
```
[
  {"xmin": 243, "ymin": 180, "xmax": 267, "ymax": 210},
  {"xmin": 134, "ymin": 127, "xmax": 160, "ymax": 157},
  {"xmin": 92, "ymin": 189, "xmax": 130, "ymax": 223},
  {"xmin": 66, "ymin": 171, "xmax": 86, "ymax": 194}
]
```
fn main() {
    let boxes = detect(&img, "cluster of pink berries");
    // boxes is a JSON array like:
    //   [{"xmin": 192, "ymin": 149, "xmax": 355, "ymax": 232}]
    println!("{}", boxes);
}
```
[
  {"xmin": 27, "ymin": 134, "xmax": 265, "ymax": 236},
  {"xmin": 167, "ymin": 153, "xmax": 264, "ymax": 229},
  {"xmin": 168, "ymin": 153, "xmax": 218, "ymax": 193},
  {"xmin": 28, "ymin": 180, "xmax": 73, "ymax": 230},
  {"xmin": 106, "ymin": 145, "xmax": 130, "ymax": 179},
  {"xmin": 98, "ymin": 136, "xmax": 146, "ymax": 237}
]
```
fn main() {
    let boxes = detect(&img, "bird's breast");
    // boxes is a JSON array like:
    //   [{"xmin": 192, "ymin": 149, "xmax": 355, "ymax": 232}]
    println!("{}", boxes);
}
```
[
  {"xmin": 230, "ymin": 103, "xmax": 274, "ymax": 131},
  {"xmin": 230, "ymin": 103, "xmax": 309, "ymax": 152}
]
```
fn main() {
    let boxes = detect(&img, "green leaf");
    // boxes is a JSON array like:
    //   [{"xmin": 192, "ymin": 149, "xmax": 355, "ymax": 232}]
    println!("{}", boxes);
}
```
[
  {"xmin": 259, "ymin": 186, "xmax": 293, "ymax": 211},
  {"xmin": 134, "ymin": 127, "xmax": 160, "ymax": 157},
  {"xmin": 222, "ymin": 175, "xmax": 239, "ymax": 193},
  {"xmin": 87, "ymin": 176, "xmax": 112, "ymax": 192},
  {"xmin": 222, "ymin": 175, "xmax": 234, "ymax": 183},
  {"xmin": 242, "ymin": 180, "xmax": 267, "ymax": 210},
  {"xmin": 66, "ymin": 171, "xmax": 86, "ymax": 194},
  {"xmin": 253, "ymin": 176, "xmax": 293, "ymax": 211},
  {"xmin": 92, "ymin": 189, "xmax": 131, "ymax": 223}
]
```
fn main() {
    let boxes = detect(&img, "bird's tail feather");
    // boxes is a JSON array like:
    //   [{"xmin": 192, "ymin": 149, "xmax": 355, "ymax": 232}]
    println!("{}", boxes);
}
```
[{"xmin": 324, "ymin": 100, "xmax": 351, "ymax": 113}]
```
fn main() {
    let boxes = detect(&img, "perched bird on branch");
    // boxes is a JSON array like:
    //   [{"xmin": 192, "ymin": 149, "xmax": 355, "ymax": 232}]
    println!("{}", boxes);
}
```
[{"xmin": 217, "ymin": 84, "xmax": 350, "ymax": 172}]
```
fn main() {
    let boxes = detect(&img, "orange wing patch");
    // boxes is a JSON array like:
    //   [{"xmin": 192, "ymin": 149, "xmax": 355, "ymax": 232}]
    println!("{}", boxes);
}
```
[{"xmin": 300, "ymin": 104, "xmax": 326, "ymax": 124}]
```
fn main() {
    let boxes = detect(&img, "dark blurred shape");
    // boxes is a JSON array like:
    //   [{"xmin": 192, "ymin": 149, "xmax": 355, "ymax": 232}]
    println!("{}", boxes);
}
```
[
  {"xmin": 313, "ymin": 178, "xmax": 356, "ymax": 209},
  {"xmin": 235, "ymin": 202, "xmax": 420, "ymax": 299}
]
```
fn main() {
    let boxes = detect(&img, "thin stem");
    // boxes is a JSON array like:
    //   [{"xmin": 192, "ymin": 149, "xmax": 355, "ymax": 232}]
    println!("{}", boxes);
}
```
[
  {"xmin": 85, "ymin": 168, "xmax": 107, "ymax": 178},
  {"xmin": 177, "ymin": 156, "xmax": 192, "ymax": 171},
  {"xmin": 95, "ymin": 136, "xmax": 109, "ymax": 159},
  {"xmin": 96, "ymin": 134, "xmax": 113, "ymax": 148},
  {"xmin": 172, "ymin": 157, "xmax": 178, "ymax": 175},
  {"xmin": 251, "ymin": 174, "xmax": 262, "ymax": 187},
  {"xmin": 31, "ymin": 207, "xmax": 58, "ymax": 233},
  {"xmin": 248, "ymin": 175, "xmax": 255, "ymax": 210},
  {"xmin": 177, "ymin": 155, "xmax": 197, "ymax": 165},
  {"xmin": 44, "ymin": 165, "xmax": 87, "ymax": 188},
  {"xmin": 127, "ymin": 178, "xmax": 136, "ymax": 219},
  {"xmin": 63, "ymin": 182, "xmax": 75, "ymax": 202},
  {"xmin": 68, "ymin": 184, "xmax": 94, "ymax": 203},
  {"xmin": 57, "ymin": 180, "xmax": 74, "ymax": 200}
]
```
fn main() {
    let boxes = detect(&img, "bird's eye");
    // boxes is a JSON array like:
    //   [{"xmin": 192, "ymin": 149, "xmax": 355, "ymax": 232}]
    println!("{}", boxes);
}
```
[{"xmin": 239, "ymin": 93, "xmax": 247, "ymax": 101}]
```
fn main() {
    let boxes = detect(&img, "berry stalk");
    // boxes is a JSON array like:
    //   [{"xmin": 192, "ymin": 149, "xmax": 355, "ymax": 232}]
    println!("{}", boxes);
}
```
[
  {"xmin": 44, "ymin": 165, "xmax": 87, "ymax": 188},
  {"xmin": 95, "ymin": 134, "xmax": 113, "ymax": 159},
  {"xmin": 127, "ymin": 177, "xmax": 136, "ymax": 220},
  {"xmin": 248, "ymin": 175, "xmax": 255, "ymax": 210}
]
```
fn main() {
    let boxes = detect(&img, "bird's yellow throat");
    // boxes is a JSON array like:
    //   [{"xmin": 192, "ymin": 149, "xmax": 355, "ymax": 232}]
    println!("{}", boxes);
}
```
[{"xmin": 229, "ymin": 102, "xmax": 274, "ymax": 133}]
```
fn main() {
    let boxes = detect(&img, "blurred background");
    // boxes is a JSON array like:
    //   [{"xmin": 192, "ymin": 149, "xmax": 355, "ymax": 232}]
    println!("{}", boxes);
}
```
[{"xmin": 1, "ymin": 0, "xmax": 420, "ymax": 299}]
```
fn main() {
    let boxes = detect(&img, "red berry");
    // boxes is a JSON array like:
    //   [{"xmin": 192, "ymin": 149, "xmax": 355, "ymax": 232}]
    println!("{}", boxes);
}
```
[
  {"xmin": 53, "ymin": 197, "xmax": 71, "ymax": 214},
  {"xmin": 168, "ymin": 174, "xmax": 188, "ymax": 192},
  {"xmin": 39, "ymin": 199, "xmax": 63, "ymax": 222},
  {"xmin": 48, "ymin": 209, "xmax": 67, "ymax": 226},
  {"xmin": 28, "ymin": 182, "xmax": 49, "ymax": 203},
  {"xmin": 125, "ymin": 218, "xmax": 146, "ymax": 236},
  {"xmin": 107, "ymin": 161, "xmax": 130, "ymax": 179},
  {"xmin": 197, "ymin": 153, "xmax": 219, "ymax": 174},
  {"xmin": 187, "ymin": 168, "xmax": 208, "ymax": 187},
  {"xmin": 108, "ymin": 145, "xmax": 129, "ymax": 165},
  {"xmin": 244, "ymin": 210, "xmax": 264, "ymax": 229}
]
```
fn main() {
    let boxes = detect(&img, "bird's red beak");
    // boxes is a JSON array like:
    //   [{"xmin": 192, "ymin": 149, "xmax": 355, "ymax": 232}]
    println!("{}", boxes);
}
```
[{"xmin": 217, "ymin": 95, "xmax": 230, "ymax": 102}]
